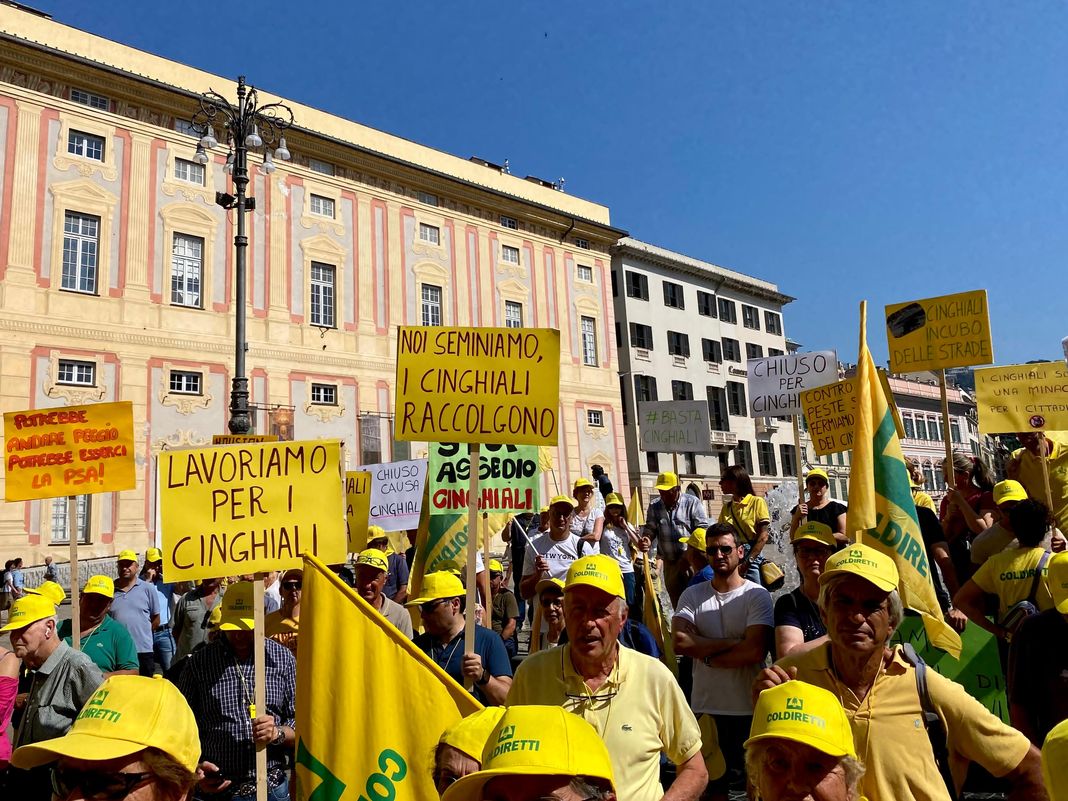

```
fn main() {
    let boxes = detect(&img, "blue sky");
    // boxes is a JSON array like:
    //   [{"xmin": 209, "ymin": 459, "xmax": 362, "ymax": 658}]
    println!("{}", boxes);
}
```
[{"xmin": 55, "ymin": 1, "xmax": 1067, "ymax": 367}]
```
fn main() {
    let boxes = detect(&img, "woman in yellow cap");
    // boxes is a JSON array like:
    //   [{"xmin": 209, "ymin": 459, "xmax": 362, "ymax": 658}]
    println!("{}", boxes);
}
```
[
  {"xmin": 570, "ymin": 478, "xmax": 604, "ymax": 553},
  {"xmin": 432, "ymin": 706, "xmax": 507, "ymax": 796},
  {"xmin": 718, "ymin": 466, "xmax": 771, "ymax": 585},
  {"xmin": 600, "ymin": 493, "xmax": 648, "ymax": 609}
]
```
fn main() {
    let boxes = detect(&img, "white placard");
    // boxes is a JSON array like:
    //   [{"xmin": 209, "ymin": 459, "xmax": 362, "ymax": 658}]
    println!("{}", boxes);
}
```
[
  {"xmin": 746, "ymin": 351, "xmax": 838, "ymax": 417},
  {"xmin": 356, "ymin": 459, "xmax": 428, "ymax": 531},
  {"xmin": 638, "ymin": 400, "xmax": 714, "ymax": 455}
]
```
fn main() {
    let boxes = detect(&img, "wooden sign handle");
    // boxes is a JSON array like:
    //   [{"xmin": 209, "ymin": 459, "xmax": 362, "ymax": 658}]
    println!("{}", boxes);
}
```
[
  {"xmin": 791, "ymin": 417, "xmax": 805, "ymax": 506},
  {"xmin": 68, "ymin": 495, "xmax": 80, "ymax": 650},
  {"xmin": 463, "ymin": 444, "xmax": 480, "ymax": 686},
  {"xmin": 253, "ymin": 573, "xmax": 267, "ymax": 801},
  {"xmin": 939, "ymin": 370, "xmax": 955, "ymax": 484}
]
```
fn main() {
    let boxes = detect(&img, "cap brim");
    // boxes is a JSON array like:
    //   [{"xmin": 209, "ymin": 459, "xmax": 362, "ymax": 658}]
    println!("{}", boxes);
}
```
[
  {"xmin": 1054, "ymin": 595, "xmax": 1068, "ymax": 615},
  {"xmin": 742, "ymin": 731, "xmax": 853, "ymax": 760},
  {"xmin": 12, "ymin": 731, "xmax": 148, "ymax": 770},
  {"xmin": 217, "ymin": 617, "xmax": 255, "ymax": 631},
  {"xmin": 819, "ymin": 566, "xmax": 897, "ymax": 593},
  {"xmin": 791, "ymin": 534, "xmax": 836, "ymax": 547},
  {"xmin": 0, "ymin": 613, "xmax": 51, "ymax": 632},
  {"xmin": 442, "ymin": 766, "xmax": 609, "ymax": 801},
  {"xmin": 654, "ymin": 483, "xmax": 676, "ymax": 490},
  {"xmin": 563, "ymin": 580, "xmax": 625, "ymax": 600}
]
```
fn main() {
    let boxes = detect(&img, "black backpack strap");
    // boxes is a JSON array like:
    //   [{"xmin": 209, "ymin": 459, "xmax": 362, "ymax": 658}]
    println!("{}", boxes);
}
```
[
  {"xmin": 900, "ymin": 643, "xmax": 958, "ymax": 800},
  {"xmin": 1027, "ymin": 551, "xmax": 1051, "ymax": 605}
]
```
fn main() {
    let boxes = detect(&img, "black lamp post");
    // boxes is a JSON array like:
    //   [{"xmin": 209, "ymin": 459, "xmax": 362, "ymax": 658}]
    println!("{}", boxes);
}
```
[{"xmin": 190, "ymin": 77, "xmax": 293, "ymax": 434}]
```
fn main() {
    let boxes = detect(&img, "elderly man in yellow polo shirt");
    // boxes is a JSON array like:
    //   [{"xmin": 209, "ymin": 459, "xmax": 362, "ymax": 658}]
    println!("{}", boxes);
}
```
[
  {"xmin": 755, "ymin": 543, "xmax": 1048, "ymax": 801},
  {"xmin": 507, "ymin": 554, "xmax": 707, "ymax": 801}
]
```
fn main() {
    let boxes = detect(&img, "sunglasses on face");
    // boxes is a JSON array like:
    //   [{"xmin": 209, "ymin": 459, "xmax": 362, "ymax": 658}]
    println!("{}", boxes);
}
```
[
  {"xmin": 52, "ymin": 766, "xmax": 153, "ymax": 801},
  {"xmin": 282, "ymin": 582, "xmax": 302, "ymax": 591},
  {"xmin": 706, "ymin": 545, "xmax": 735, "ymax": 556},
  {"xmin": 420, "ymin": 598, "xmax": 448, "ymax": 614}
]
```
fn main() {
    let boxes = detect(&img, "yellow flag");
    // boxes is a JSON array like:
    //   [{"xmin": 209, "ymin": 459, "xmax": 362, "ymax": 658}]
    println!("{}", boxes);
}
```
[
  {"xmin": 849, "ymin": 302, "xmax": 962, "ymax": 657},
  {"xmin": 295, "ymin": 555, "xmax": 482, "ymax": 801},
  {"xmin": 627, "ymin": 490, "xmax": 646, "ymax": 527}
]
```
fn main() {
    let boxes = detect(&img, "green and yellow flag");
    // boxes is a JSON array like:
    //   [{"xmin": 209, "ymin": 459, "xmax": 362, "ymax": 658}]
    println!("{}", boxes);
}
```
[
  {"xmin": 849, "ymin": 302, "xmax": 962, "ymax": 657},
  {"xmin": 295, "ymin": 554, "xmax": 481, "ymax": 801}
]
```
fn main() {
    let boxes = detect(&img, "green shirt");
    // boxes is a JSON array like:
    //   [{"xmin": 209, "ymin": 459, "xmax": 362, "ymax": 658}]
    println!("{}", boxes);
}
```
[{"xmin": 58, "ymin": 615, "xmax": 139, "ymax": 673}]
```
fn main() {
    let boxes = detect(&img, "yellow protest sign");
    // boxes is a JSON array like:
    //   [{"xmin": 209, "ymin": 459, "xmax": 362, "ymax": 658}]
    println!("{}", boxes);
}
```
[
  {"xmin": 800, "ymin": 379, "xmax": 857, "ymax": 456},
  {"xmin": 158, "ymin": 440, "xmax": 347, "ymax": 580},
  {"xmin": 4, "ymin": 401, "xmax": 135, "ymax": 502},
  {"xmin": 395, "ymin": 326, "xmax": 560, "ymax": 446},
  {"xmin": 212, "ymin": 434, "xmax": 279, "ymax": 445},
  {"xmin": 885, "ymin": 289, "xmax": 993, "ymax": 372},
  {"xmin": 974, "ymin": 361, "xmax": 1068, "ymax": 433},
  {"xmin": 345, "ymin": 470, "xmax": 372, "ymax": 552}
]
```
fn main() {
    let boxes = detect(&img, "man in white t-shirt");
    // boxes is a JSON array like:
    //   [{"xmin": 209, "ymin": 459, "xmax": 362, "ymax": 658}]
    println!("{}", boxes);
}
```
[
  {"xmin": 520, "ymin": 495, "xmax": 583, "ymax": 601},
  {"xmin": 672, "ymin": 522, "xmax": 773, "ymax": 801}
]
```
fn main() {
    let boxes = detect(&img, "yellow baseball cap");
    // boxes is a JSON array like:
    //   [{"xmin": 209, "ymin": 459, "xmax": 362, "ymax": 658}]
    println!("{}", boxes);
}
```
[
  {"xmin": 207, "ymin": 605, "xmax": 223, "ymax": 629},
  {"xmin": 1043, "ymin": 718, "xmax": 1068, "ymax": 801},
  {"xmin": 1048, "ymin": 552, "xmax": 1068, "ymax": 615},
  {"xmin": 745, "ymin": 680, "xmax": 857, "ymax": 759},
  {"xmin": 438, "ymin": 707, "xmax": 507, "ymax": 762},
  {"xmin": 11, "ymin": 675, "xmax": 200, "ymax": 774},
  {"xmin": 680, "ymin": 527, "xmax": 706, "ymax": 550},
  {"xmin": 535, "ymin": 577, "xmax": 565, "ymax": 597},
  {"xmin": 819, "ymin": 543, "xmax": 899, "ymax": 593},
  {"xmin": 367, "ymin": 525, "xmax": 388, "ymax": 542},
  {"xmin": 488, "ymin": 559, "xmax": 504, "ymax": 574},
  {"xmin": 26, "ymin": 580, "xmax": 66, "ymax": 607},
  {"xmin": 216, "ymin": 581, "xmax": 255, "ymax": 631},
  {"xmin": 0, "ymin": 594, "xmax": 58, "ymax": 632},
  {"xmin": 564, "ymin": 555, "xmax": 625, "ymax": 600},
  {"xmin": 655, "ymin": 471, "xmax": 679, "ymax": 491},
  {"xmin": 355, "ymin": 549, "xmax": 389, "ymax": 573},
  {"xmin": 116, "ymin": 550, "xmax": 138, "ymax": 563},
  {"xmin": 442, "ymin": 705, "xmax": 614, "ymax": 801},
  {"xmin": 548, "ymin": 495, "xmax": 576, "ymax": 510},
  {"xmin": 145, "ymin": 547, "xmax": 163, "ymax": 563},
  {"xmin": 805, "ymin": 468, "xmax": 830, "ymax": 484},
  {"xmin": 405, "ymin": 571, "xmax": 465, "ymax": 606},
  {"xmin": 83, "ymin": 575, "xmax": 115, "ymax": 599},
  {"xmin": 604, "ymin": 492, "xmax": 625, "ymax": 508},
  {"xmin": 792, "ymin": 521, "xmax": 836, "ymax": 549},
  {"xmin": 993, "ymin": 480, "xmax": 1028, "ymax": 506},
  {"xmin": 573, "ymin": 477, "xmax": 595, "ymax": 491}
]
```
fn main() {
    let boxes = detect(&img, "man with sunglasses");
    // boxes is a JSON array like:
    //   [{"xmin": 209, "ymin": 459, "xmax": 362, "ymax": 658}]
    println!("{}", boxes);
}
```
[
  {"xmin": 509, "ymin": 555, "xmax": 707, "ymax": 801},
  {"xmin": 409, "ymin": 571, "xmax": 512, "ymax": 704},
  {"xmin": 266, "ymin": 568, "xmax": 303, "ymax": 656},
  {"xmin": 356, "ymin": 549, "xmax": 413, "ymax": 639},
  {"xmin": 756, "ymin": 543, "xmax": 1047, "ymax": 801},
  {"xmin": 673, "ymin": 523, "xmax": 773, "ymax": 801}
]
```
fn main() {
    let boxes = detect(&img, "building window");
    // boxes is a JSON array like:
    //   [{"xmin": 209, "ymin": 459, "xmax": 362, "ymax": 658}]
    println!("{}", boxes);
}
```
[
  {"xmin": 758, "ymin": 442, "xmax": 777, "ymax": 476},
  {"xmin": 647, "ymin": 452, "xmax": 660, "ymax": 473},
  {"xmin": 309, "ymin": 194, "xmax": 335, "ymax": 218},
  {"xmin": 580, "ymin": 316, "xmax": 598, "ymax": 366},
  {"xmin": 574, "ymin": 237, "xmax": 590, "ymax": 250},
  {"xmin": 71, "ymin": 88, "xmax": 109, "ymax": 110},
  {"xmin": 914, "ymin": 416, "xmax": 928, "ymax": 441},
  {"xmin": 707, "ymin": 386, "xmax": 729, "ymax": 431},
  {"xmin": 768, "ymin": 348, "xmax": 784, "ymax": 357},
  {"xmin": 663, "ymin": 281, "xmax": 685, "ymax": 309},
  {"xmin": 171, "ymin": 234, "xmax": 203, "ymax": 308},
  {"xmin": 418, "ymin": 223, "xmax": 440, "ymax": 245},
  {"xmin": 630, "ymin": 323, "xmax": 654, "ymax": 350},
  {"xmin": 671, "ymin": 380, "xmax": 694, "ymax": 401},
  {"xmin": 311, "ymin": 383, "xmax": 338, "ymax": 405},
  {"xmin": 930, "ymin": 417, "xmax": 943, "ymax": 441},
  {"xmin": 765, "ymin": 311, "xmax": 783, "ymax": 335},
  {"xmin": 698, "ymin": 290, "xmax": 717, "ymax": 318},
  {"xmin": 903, "ymin": 414, "xmax": 915, "ymax": 439},
  {"xmin": 67, "ymin": 130, "xmax": 104, "ymax": 161},
  {"xmin": 626, "ymin": 271, "xmax": 649, "ymax": 300},
  {"xmin": 950, "ymin": 419, "xmax": 961, "ymax": 443},
  {"xmin": 57, "ymin": 359, "xmax": 96, "ymax": 386},
  {"xmin": 742, "ymin": 304, "xmax": 761, "ymax": 330},
  {"xmin": 587, "ymin": 409, "xmax": 604, "ymax": 427},
  {"xmin": 718, "ymin": 298, "xmax": 737, "ymax": 323},
  {"xmin": 504, "ymin": 301, "xmax": 523, "ymax": 328},
  {"xmin": 722, "ymin": 338, "xmax": 741, "ymax": 362},
  {"xmin": 168, "ymin": 370, "xmax": 202, "ymax": 395},
  {"xmin": 667, "ymin": 331, "xmax": 690, "ymax": 357},
  {"xmin": 50, "ymin": 495, "xmax": 90, "ymax": 544},
  {"xmin": 780, "ymin": 444, "xmax": 797, "ymax": 476},
  {"xmin": 360, "ymin": 415, "xmax": 382, "ymax": 464},
  {"xmin": 499, "ymin": 214, "xmax": 518, "ymax": 230},
  {"xmin": 577, "ymin": 264, "xmax": 593, "ymax": 282},
  {"xmin": 735, "ymin": 440, "xmax": 753, "ymax": 473},
  {"xmin": 727, "ymin": 381, "xmax": 747, "ymax": 416},
  {"xmin": 501, "ymin": 245, "xmax": 521, "ymax": 265},
  {"xmin": 173, "ymin": 158, "xmax": 205, "ymax": 185},
  {"xmin": 308, "ymin": 158, "xmax": 334, "ymax": 176},
  {"xmin": 746, "ymin": 343, "xmax": 764, "ymax": 360},
  {"xmin": 61, "ymin": 212, "xmax": 99, "ymax": 294},
  {"xmin": 702, "ymin": 338, "xmax": 722, "ymax": 363},
  {"xmin": 174, "ymin": 119, "xmax": 199, "ymax": 137},
  {"xmin": 611, "ymin": 270, "xmax": 618, "ymax": 297},
  {"xmin": 416, "ymin": 191, "xmax": 438, "ymax": 207},
  {"xmin": 635, "ymin": 375, "xmax": 658, "ymax": 402},
  {"xmin": 421, "ymin": 284, "xmax": 443, "ymax": 326},
  {"xmin": 310, "ymin": 262, "xmax": 336, "ymax": 328}
]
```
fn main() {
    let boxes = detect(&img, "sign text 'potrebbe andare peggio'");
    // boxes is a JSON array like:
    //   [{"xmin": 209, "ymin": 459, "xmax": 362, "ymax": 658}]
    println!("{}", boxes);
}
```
[{"xmin": 395, "ymin": 326, "xmax": 561, "ymax": 446}]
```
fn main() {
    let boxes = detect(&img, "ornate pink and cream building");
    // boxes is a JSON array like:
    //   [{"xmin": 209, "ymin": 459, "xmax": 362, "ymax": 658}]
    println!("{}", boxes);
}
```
[{"xmin": 0, "ymin": 5, "xmax": 628, "ymax": 562}]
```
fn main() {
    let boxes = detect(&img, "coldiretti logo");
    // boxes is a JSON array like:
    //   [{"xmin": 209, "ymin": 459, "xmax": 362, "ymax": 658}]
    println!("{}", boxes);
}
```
[
  {"xmin": 498, "ymin": 725, "xmax": 516, "ymax": 744},
  {"xmin": 490, "ymin": 726, "xmax": 541, "ymax": 759},
  {"xmin": 77, "ymin": 689, "xmax": 121, "ymax": 723},
  {"xmin": 767, "ymin": 709, "xmax": 827, "ymax": 729},
  {"xmin": 849, "ymin": 549, "xmax": 863, "ymax": 559},
  {"xmin": 88, "ymin": 689, "xmax": 109, "ymax": 707},
  {"xmin": 572, "ymin": 567, "xmax": 609, "ymax": 582},
  {"xmin": 786, "ymin": 697, "xmax": 803, "ymax": 711}
]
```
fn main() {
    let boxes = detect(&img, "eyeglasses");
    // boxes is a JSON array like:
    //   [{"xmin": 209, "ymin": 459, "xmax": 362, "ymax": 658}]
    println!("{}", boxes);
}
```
[
  {"xmin": 420, "ymin": 598, "xmax": 448, "ymax": 614},
  {"xmin": 282, "ymin": 582, "xmax": 302, "ymax": 591},
  {"xmin": 706, "ymin": 545, "xmax": 735, "ymax": 556},
  {"xmin": 52, "ymin": 766, "xmax": 153, "ymax": 801},
  {"xmin": 432, "ymin": 770, "xmax": 460, "ymax": 793}
]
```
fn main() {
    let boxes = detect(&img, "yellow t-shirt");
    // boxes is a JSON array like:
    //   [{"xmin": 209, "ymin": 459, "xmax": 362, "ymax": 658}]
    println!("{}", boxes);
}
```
[
  {"xmin": 912, "ymin": 490, "xmax": 935, "ymax": 511},
  {"xmin": 777, "ymin": 643, "xmax": 1031, "ymax": 801},
  {"xmin": 970, "ymin": 547, "xmax": 1053, "ymax": 620},
  {"xmin": 718, "ymin": 494, "xmax": 770, "ymax": 544},
  {"xmin": 1011, "ymin": 434, "xmax": 1068, "ymax": 532},
  {"xmin": 507, "ymin": 643, "xmax": 702, "ymax": 801}
]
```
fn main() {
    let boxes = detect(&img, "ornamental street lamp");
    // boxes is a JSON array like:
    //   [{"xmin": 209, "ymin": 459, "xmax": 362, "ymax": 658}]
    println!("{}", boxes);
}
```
[{"xmin": 190, "ymin": 76, "xmax": 293, "ymax": 434}]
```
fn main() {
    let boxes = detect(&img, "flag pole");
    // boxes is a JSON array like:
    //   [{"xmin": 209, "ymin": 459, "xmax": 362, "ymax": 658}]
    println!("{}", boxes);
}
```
[
  {"xmin": 1040, "ymin": 434, "xmax": 1055, "ymax": 511},
  {"xmin": 253, "ymin": 572, "xmax": 267, "ymax": 801},
  {"xmin": 68, "ymin": 495, "xmax": 80, "ymax": 650},
  {"xmin": 939, "ymin": 369, "xmax": 955, "ymax": 484},
  {"xmin": 791, "ymin": 418, "xmax": 805, "ymax": 507},
  {"xmin": 463, "ymin": 444, "xmax": 480, "ymax": 685}
]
